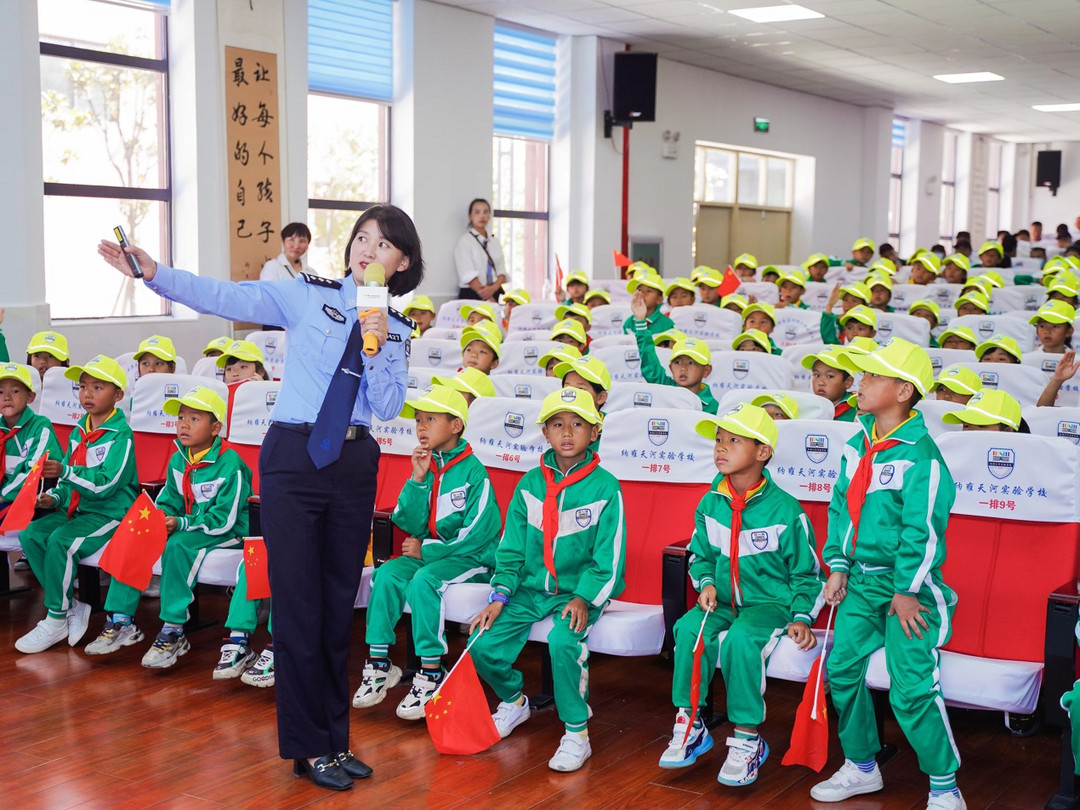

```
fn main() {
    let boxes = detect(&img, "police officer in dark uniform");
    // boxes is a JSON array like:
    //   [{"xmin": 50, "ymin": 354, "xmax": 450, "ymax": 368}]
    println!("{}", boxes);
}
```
[{"xmin": 98, "ymin": 205, "xmax": 423, "ymax": 791}]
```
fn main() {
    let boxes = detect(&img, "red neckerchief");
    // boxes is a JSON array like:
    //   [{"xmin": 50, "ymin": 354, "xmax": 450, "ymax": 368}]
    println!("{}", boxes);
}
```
[
  {"xmin": 834, "ymin": 399, "xmax": 854, "ymax": 419},
  {"xmin": 181, "ymin": 452, "xmax": 214, "ymax": 515},
  {"xmin": 0, "ymin": 425, "xmax": 23, "ymax": 468},
  {"xmin": 845, "ymin": 427, "xmax": 904, "ymax": 550},
  {"xmin": 66, "ymin": 421, "xmax": 108, "ymax": 518},
  {"xmin": 540, "ymin": 454, "xmax": 601, "ymax": 593},
  {"xmin": 718, "ymin": 476, "xmax": 767, "ymax": 612},
  {"xmin": 427, "ymin": 444, "xmax": 474, "ymax": 538}
]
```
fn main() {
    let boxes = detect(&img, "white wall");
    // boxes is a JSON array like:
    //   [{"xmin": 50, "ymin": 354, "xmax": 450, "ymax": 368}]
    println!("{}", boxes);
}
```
[
  {"xmin": 900, "ymin": 119, "xmax": 944, "ymax": 255},
  {"xmin": 1028, "ymin": 142, "xmax": 1080, "ymax": 236}
]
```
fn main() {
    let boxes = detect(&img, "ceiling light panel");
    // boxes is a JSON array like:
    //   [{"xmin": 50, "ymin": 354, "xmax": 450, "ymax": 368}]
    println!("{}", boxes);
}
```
[
  {"xmin": 728, "ymin": 5, "xmax": 825, "ymax": 23},
  {"xmin": 933, "ymin": 71, "xmax": 1005, "ymax": 83}
]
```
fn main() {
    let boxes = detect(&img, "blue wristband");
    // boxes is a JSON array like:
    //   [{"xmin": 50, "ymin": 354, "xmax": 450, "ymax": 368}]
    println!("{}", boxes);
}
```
[{"xmin": 488, "ymin": 590, "xmax": 509, "ymax": 605}]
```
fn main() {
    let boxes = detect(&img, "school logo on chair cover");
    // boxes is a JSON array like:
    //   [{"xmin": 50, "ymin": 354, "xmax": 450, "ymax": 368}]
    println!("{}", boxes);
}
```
[
  {"xmin": 621, "ymin": 350, "xmax": 639, "ymax": 370},
  {"xmin": 784, "ymin": 326, "xmax": 797, "ymax": 342},
  {"xmin": 694, "ymin": 312, "xmax": 707, "ymax": 327},
  {"xmin": 978, "ymin": 320, "xmax": 995, "ymax": 338},
  {"xmin": 450, "ymin": 489, "xmax": 467, "ymax": 510},
  {"xmin": 575, "ymin": 507, "xmax": 593, "ymax": 528},
  {"xmin": 878, "ymin": 464, "xmax": 894, "ymax": 485},
  {"xmin": 877, "ymin": 320, "xmax": 893, "ymax": 339},
  {"xmin": 71, "ymin": 381, "xmax": 80, "ymax": 397},
  {"xmin": 610, "ymin": 313, "xmax": 621, "ymax": 326},
  {"xmin": 633, "ymin": 392, "xmax": 653, "ymax": 408},
  {"xmin": 979, "ymin": 371, "xmax": 999, "ymax": 388},
  {"xmin": 732, "ymin": 359, "xmax": 749, "ymax": 380},
  {"xmin": 805, "ymin": 434, "xmax": 828, "ymax": 464},
  {"xmin": 1024, "ymin": 294, "xmax": 1041, "ymax": 310},
  {"xmin": 1058, "ymin": 421, "xmax": 1080, "ymax": 445},
  {"xmin": 750, "ymin": 530, "xmax": 769, "ymax": 550},
  {"xmin": 427, "ymin": 348, "xmax": 442, "ymax": 365},
  {"xmin": 266, "ymin": 392, "xmax": 277, "ymax": 411},
  {"xmin": 504, "ymin": 411, "xmax": 524, "ymax": 438},
  {"xmin": 935, "ymin": 288, "xmax": 951, "ymax": 304},
  {"xmin": 164, "ymin": 383, "xmax": 180, "ymax": 398},
  {"xmin": 266, "ymin": 336, "xmax": 278, "ymax": 352},
  {"xmin": 524, "ymin": 346, "xmax": 539, "ymax": 361},
  {"xmin": 514, "ymin": 384, "xmax": 532, "ymax": 399},
  {"xmin": 987, "ymin": 447, "xmax": 1015, "ymax": 479},
  {"xmin": 531, "ymin": 310, "xmax": 542, "ymax": 325},
  {"xmin": 647, "ymin": 418, "xmax": 670, "ymax": 446},
  {"xmin": 931, "ymin": 356, "xmax": 942, "ymax": 374},
  {"xmin": 407, "ymin": 375, "xmax": 418, "ymax": 389}
]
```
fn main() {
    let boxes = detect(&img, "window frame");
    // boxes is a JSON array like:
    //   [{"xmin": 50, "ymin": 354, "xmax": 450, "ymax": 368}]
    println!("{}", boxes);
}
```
[
  {"xmin": 491, "ymin": 133, "xmax": 550, "ymax": 294},
  {"xmin": 693, "ymin": 143, "xmax": 794, "ymax": 210},
  {"xmin": 986, "ymin": 138, "xmax": 1003, "ymax": 240},
  {"xmin": 939, "ymin": 129, "xmax": 958, "ymax": 248}
]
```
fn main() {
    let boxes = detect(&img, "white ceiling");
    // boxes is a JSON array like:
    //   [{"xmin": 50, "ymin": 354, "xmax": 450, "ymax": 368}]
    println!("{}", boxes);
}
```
[{"xmin": 434, "ymin": 0, "xmax": 1080, "ymax": 142}]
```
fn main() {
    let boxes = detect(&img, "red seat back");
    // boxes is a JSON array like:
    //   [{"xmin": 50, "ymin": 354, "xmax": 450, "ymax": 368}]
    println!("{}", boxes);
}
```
[{"xmin": 132, "ymin": 431, "xmax": 175, "ymax": 483}]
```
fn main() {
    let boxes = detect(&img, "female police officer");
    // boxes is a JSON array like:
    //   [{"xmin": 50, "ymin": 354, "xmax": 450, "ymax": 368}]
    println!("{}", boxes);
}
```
[{"xmin": 98, "ymin": 205, "xmax": 422, "ymax": 791}]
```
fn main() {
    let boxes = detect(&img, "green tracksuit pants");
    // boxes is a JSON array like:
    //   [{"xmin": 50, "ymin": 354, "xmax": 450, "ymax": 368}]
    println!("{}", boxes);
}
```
[
  {"xmin": 470, "ymin": 590, "xmax": 605, "ymax": 732},
  {"xmin": 226, "ymin": 564, "xmax": 272, "ymax": 635},
  {"xmin": 21, "ymin": 511, "xmax": 120, "ymax": 619},
  {"xmin": 827, "ymin": 570, "xmax": 960, "ymax": 775},
  {"xmin": 102, "ymin": 530, "xmax": 242, "ymax": 625},
  {"xmin": 365, "ymin": 555, "xmax": 489, "ymax": 661},
  {"xmin": 671, "ymin": 602, "xmax": 789, "ymax": 727}
]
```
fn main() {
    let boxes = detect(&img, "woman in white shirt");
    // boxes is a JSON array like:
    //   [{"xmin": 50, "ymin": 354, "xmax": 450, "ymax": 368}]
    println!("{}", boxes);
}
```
[
  {"xmin": 260, "ymin": 222, "xmax": 313, "ymax": 281},
  {"xmin": 453, "ymin": 198, "xmax": 506, "ymax": 301}
]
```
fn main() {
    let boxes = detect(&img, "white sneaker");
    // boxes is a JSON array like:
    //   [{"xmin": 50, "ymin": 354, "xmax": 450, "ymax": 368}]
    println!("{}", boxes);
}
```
[
  {"xmin": 66, "ymin": 600, "xmax": 91, "ymax": 646},
  {"xmin": 142, "ymin": 574, "xmax": 161, "ymax": 598},
  {"xmin": 140, "ymin": 629, "xmax": 190, "ymax": 669},
  {"xmin": 548, "ymin": 731, "xmax": 591, "ymax": 772},
  {"xmin": 240, "ymin": 647, "xmax": 275, "ymax": 687},
  {"xmin": 352, "ymin": 660, "xmax": 402, "ymax": 708},
  {"xmin": 492, "ymin": 698, "xmax": 531, "ymax": 738},
  {"xmin": 213, "ymin": 642, "xmax": 257, "ymax": 679},
  {"xmin": 15, "ymin": 619, "xmax": 68, "ymax": 654},
  {"xmin": 659, "ymin": 710, "xmax": 714, "ymax": 768},
  {"xmin": 85, "ymin": 621, "xmax": 144, "ymax": 655},
  {"xmin": 810, "ymin": 759, "xmax": 885, "ymax": 801},
  {"xmin": 396, "ymin": 670, "xmax": 442, "ymax": 720},
  {"xmin": 717, "ymin": 735, "xmax": 769, "ymax": 786},
  {"xmin": 927, "ymin": 791, "xmax": 967, "ymax": 810}
]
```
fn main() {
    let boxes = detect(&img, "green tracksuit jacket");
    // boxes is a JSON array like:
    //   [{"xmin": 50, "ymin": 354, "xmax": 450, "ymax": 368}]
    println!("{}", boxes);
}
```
[
  {"xmin": 622, "ymin": 310, "xmax": 674, "ymax": 337},
  {"xmin": 632, "ymin": 320, "xmax": 720, "ymax": 414},
  {"xmin": 48, "ymin": 409, "xmax": 137, "ymax": 519},
  {"xmin": 820, "ymin": 312, "xmax": 842, "ymax": 345},
  {"xmin": 1, "ymin": 407, "xmax": 62, "ymax": 502}
]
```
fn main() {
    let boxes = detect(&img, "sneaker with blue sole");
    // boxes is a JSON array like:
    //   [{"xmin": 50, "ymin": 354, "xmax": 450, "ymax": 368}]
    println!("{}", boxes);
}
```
[
  {"xmin": 659, "ymin": 711, "xmax": 714, "ymax": 768},
  {"xmin": 717, "ymin": 735, "xmax": 768, "ymax": 786}
]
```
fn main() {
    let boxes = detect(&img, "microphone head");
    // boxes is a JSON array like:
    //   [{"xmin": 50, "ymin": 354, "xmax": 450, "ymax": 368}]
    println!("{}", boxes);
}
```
[{"xmin": 363, "ymin": 263, "xmax": 386, "ymax": 286}]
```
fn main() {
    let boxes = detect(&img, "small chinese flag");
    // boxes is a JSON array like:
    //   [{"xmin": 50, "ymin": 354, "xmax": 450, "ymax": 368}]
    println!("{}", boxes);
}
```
[
  {"xmin": 782, "ymin": 656, "xmax": 830, "ymax": 771},
  {"xmin": 717, "ymin": 266, "xmax": 741, "ymax": 297},
  {"xmin": 244, "ymin": 538, "xmax": 271, "ymax": 600},
  {"xmin": 612, "ymin": 250, "xmax": 633, "ymax": 268},
  {"xmin": 554, "ymin": 254, "xmax": 565, "ymax": 300},
  {"xmin": 98, "ymin": 491, "xmax": 167, "ymax": 590},
  {"xmin": 0, "ymin": 457, "xmax": 45, "ymax": 534},
  {"xmin": 682, "ymin": 608, "xmax": 710, "ymax": 744},
  {"xmin": 426, "ymin": 648, "xmax": 501, "ymax": 755}
]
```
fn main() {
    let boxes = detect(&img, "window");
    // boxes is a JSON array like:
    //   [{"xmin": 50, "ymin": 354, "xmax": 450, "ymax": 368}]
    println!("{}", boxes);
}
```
[
  {"xmin": 986, "ymin": 139, "xmax": 1003, "ymax": 240},
  {"xmin": 939, "ymin": 129, "xmax": 958, "ymax": 248},
  {"xmin": 492, "ymin": 25, "xmax": 554, "ymax": 293},
  {"xmin": 307, "ymin": 0, "xmax": 392, "ymax": 277},
  {"xmin": 694, "ymin": 144, "xmax": 793, "ymax": 208},
  {"xmin": 888, "ymin": 120, "xmax": 906, "ymax": 244},
  {"xmin": 39, "ymin": 0, "xmax": 170, "ymax": 319}
]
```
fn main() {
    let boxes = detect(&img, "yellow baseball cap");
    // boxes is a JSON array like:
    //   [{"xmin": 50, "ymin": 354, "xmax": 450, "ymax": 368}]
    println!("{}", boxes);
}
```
[
  {"xmin": 163, "ymin": 385, "xmax": 227, "ymax": 424},
  {"xmin": 961, "ymin": 277, "xmax": 993, "ymax": 298},
  {"xmin": 842, "ymin": 337, "xmax": 934, "ymax": 396},
  {"xmin": 461, "ymin": 321, "xmax": 503, "ymax": 357},
  {"xmin": 564, "ymin": 270, "xmax": 589, "ymax": 287},
  {"xmin": 671, "ymin": 338, "xmax": 712, "ymax": 366},
  {"xmin": 626, "ymin": 274, "xmax": 665, "ymax": 294},
  {"xmin": 975, "ymin": 334, "xmax": 1022, "ymax": 362},
  {"xmin": 693, "ymin": 266, "xmax": 721, "ymax": 285},
  {"xmin": 942, "ymin": 389, "xmax": 1021, "ymax": 431},
  {"xmin": 502, "ymin": 289, "xmax": 532, "ymax": 307},
  {"xmin": 1029, "ymin": 299, "xmax": 1077, "ymax": 325},
  {"xmin": 202, "ymin": 336, "xmax": 232, "ymax": 356},
  {"xmin": 404, "ymin": 295, "xmax": 436, "ymax": 315},
  {"xmin": 665, "ymin": 277, "xmax": 697, "ymax": 298},
  {"xmin": 26, "ymin": 330, "xmax": 69, "ymax": 362},
  {"xmin": 550, "ymin": 319, "xmax": 587, "ymax": 345},
  {"xmin": 760, "ymin": 265, "xmax": 782, "ymax": 279},
  {"xmin": 732, "ymin": 329, "xmax": 771, "ymax": 352},
  {"xmin": 852, "ymin": 237, "xmax": 876, "ymax": 252},
  {"xmin": 742, "ymin": 301, "xmax": 777, "ymax": 324},
  {"xmin": 65, "ymin": 354, "xmax": 127, "ymax": 391},
  {"xmin": 627, "ymin": 261, "xmax": 657, "ymax": 279},
  {"xmin": 460, "ymin": 302, "xmax": 498, "ymax": 324},
  {"xmin": 801, "ymin": 345, "xmax": 853, "ymax": 372},
  {"xmin": 802, "ymin": 252, "xmax": 830, "ymax": 270},
  {"xmin": 653, "ymin": 328, "xmax": 688, "ymax": 346},
  {"xmin": 839, "ymin": 282, "xmax": 872, "ymax": 304},
  {"xmin": 776, "ymin": 269, "xmax": 808, "ymax": 288},
  {"xmin": 866, "ymin": 273, "xmax": 893, "ymax": 291},
  {"xmin": 1050, "ymin": 272, "xmax": 1080, "ymax": 297},
  {"xmin": 752, "ymin": 392, "xmax": 799, "ymax": 420},
  {"xmin": 932, "ymin": 365, "xmax": 983, "ymax": 396},
  {"xmin": 583, "ymin": 289, "xmax": 611, "ymax": 305},
  {"xmin": 555, "ymin": 302, "xmax": 594, "ymax": 324},
  {"xmin": 954, "ymin": 291, "xmax": 990, "ymax": 314},
  {"xmin": 845, "ymin": 336, "xmax": 880, "ymax": 355},
  {"xmin": 733, "ymin": 253, "xmax": 758, "ymax": 270},
  {"xmin": 538, "ymin": 344, "xmax": 582, "ymax": 369},
  {"xmin": 554, "ymin": 355, "xmax": 612, "ymax": 390},
  {"xmin": 869, "ymin": 258, "xmax": 897, "ymax": 275},
  {"xmin": 135, "ymin": 335, "xmax": 177, "ymax": 362},
  {"xmin": 401, "ymin": 384, "xmax": 470, "ymax": 426},
  {"xmin": 432, "ymin": 367, "xmax": 496, "ymax": 400},
  {"xmin": 978, "ymin": 241, "xmax": 1004, "ymax": 258},
  {"xmin": 721, "ymin": 293, "xmax": 749, "ymax": 312},
  {"xmin": 908, "ymin": 299, "xmax": 941, "ymax": 322},
  {"xmin": 537, "ymin": 386, "xmax": 603, "ymax": 425},
  {"xmin": 938, "ymin": 325, "xmax": 978, "ymax": 347},
  {"xmin": 840, "ymin": 304, "xmax": 878, "ymax": 328},
  {"xmin": 976, "ymin": 271, "xmax": 1005, "ymax": 289},
  {"xmin": 695, "ymin": 402, "xmax": 777, "ymax": 448},
  {"xmin": 215, "ymin": 340, "xmax": 266, "ymax": 368},
  {"xmin": 911, "ymin": 252, "xmax": 943, "ymax": 276},
  {"xmin": 0, "ymin": 362, "xmax": 36, "ymax": 392},
  {"xmin": 943, "ymin": 253, "xmax": 971, "ymax": 272}
]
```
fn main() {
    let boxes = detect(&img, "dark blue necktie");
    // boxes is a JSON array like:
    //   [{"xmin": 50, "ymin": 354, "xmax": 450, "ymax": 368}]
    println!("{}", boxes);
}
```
[{"xmin": 307, "ymin": 321, "xmax": 364, "ymax": 469}]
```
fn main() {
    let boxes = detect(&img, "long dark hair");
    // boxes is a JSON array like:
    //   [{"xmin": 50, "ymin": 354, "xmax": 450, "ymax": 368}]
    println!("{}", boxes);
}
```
[
  {"xmin": 343, "ymin": 205, "xmax": 424, "ymax": 296},
  {"xmin": 467, "ymin": 198, "xmax": 491, "ymax": 226}
]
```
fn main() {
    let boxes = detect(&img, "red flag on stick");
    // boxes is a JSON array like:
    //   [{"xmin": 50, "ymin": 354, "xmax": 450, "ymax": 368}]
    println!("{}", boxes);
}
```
[
  {"xmin": 98, "ymin": 491, "xmax": 167, "ymax": 590},
  {"xmin": 717, "ymin": 266, "xmax": 741, "ymax": 298},
  {"xmin": 682, "ymin": 605, "xmax": 712, "ymax": 744},
  {"xmin": 613, "ymin": 250, "xmax": 633, "ymax": 268},
  {"xmin": 782, "ymin": 604, "xmax": 835, "ymax": 772},
  {"xmin": 244, "ymin": 538, "xmax": 272, "ymax": 600},
  {"xmin": 426, "ymin": 632, "xmax": 501, "ymax": 755},
  {"xmin": 0, "ymin": 456, "xmax": 45, "ymax": 535},
  {"xmin": 555, "ymin": 254, "xmax": 565, "ymax": 297}
]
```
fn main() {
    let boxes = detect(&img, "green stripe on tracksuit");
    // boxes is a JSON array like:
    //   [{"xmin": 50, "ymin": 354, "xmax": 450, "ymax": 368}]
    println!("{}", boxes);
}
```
[
  {"xmin": 365, "ymin": 439, "xmax": 501, "ymax": 661},
  {"xmin": 471, "ymin": 450, "xmax": 626, "ymax": 731},
  {"xmin": 672, "ymin": 471, "xmax": 824, "ymax": 726},
  {"xmin": 103, "ymin": 437, "xmax": 252, "ymax": 624},
  {"xmin": 823, "ymin": 412, "xmax": 961, "ymax": 776},
  {"xmin": 20, "ymin": 410, "xmax": 137, "ymax": 619},
  {"xmin": 1, "ymin": 407, "xmax": 63, "ymax": 503},
  {"xmin": 632, "ymin": 322, "xmax": 720, "ymax": 414},
  {"xmin": 226, "ymin": 564, "xmax": 272, "ymax": 634}
]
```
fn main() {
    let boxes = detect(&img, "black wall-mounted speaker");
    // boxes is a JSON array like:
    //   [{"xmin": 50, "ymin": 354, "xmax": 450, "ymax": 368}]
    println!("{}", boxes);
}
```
[
  {"xmin": 1037, "ymin": 150, "xmax": 1062, "ymax": 189},
  {"xmin": 613, "ymin": 52, "xmax": 657, "ymax": 124}
]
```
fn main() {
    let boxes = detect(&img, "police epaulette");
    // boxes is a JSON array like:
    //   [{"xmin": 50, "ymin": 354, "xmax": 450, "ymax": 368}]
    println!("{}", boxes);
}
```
[
  {"xmin": 389, "ymin": 307, "xmax": 416, "ymax": 330},
  {"xmin": 301, "ymin": 272, "xmax": 342, "ymax": 289}
]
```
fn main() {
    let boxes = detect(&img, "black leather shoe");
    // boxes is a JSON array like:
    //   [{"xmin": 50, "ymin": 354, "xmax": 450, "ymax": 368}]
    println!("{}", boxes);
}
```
[
  {"xmin": 336, "ymin": 750, "xmax": 373, "ymax": 779},
  {"xmin": 292, "ymin": 755, "xmax": 353, "ymax": 790}
]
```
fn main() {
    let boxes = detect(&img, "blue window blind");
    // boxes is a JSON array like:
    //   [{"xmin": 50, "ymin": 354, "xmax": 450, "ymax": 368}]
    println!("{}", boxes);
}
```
[
  {"xmin": 892, "ymin": 119, "xmax": 907, "ymax": 148},
  {"xmin": 494, "ymin": 25, "xmax": 556, "ymax": 141},
  {"xmin": 309, "ymin": 0, "xmax": 392, "ymax": 102}
]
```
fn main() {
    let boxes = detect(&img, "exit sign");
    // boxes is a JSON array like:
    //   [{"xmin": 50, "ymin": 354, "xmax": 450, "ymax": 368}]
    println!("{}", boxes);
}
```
[{"xmin": 754, "ymin": 117, "xmax": 770, "ymax": 133}]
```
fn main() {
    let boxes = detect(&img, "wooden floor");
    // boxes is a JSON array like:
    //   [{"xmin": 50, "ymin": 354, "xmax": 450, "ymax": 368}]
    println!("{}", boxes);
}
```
[{"xmin": 0, "ymin": 565, "xmax": 1061, "ymax": 809}]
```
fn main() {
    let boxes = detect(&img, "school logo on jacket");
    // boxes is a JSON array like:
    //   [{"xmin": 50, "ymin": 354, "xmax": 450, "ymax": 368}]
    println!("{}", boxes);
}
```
[
  {"xmin": 633, "ymin": 392, "xmax": 653, "ymax": 408},
  {"xmin": 428, "ymin": 347, "xmax": 443, "ymax": 365},
  {"xmin": 648, "ymin": 418, "xmax": 669, "ymax": 446},
  {"xmin": 987, "ymin": 447, "xmax": 1015, "ymax": 479},
  {"xmin": 877, "ymin": 320, "xmax": 893, "ymax": 339},
  {"xmin": 624, "ymin": 350, "xmax": 640, "ymax": 370},
  {"xmin": 805, "ymin": 434, "xmax": 828, "ymax": 464},
  {"xmin": 979, "ymin": 371, "xmax": 999, "ymax": 388},
  {"xmin": 575, "ymin": 507, "xmax": 592, "ymax": 528},
  {"xmin": 504, "ymin": 411, "xmax": 524, "ymax": 438},
  {"xmin": 199, "ymin": 482, "xmax": 218, "ymax": 499},
  {"xmin": 94, "ymin": 446, "xmax": 108, "ymax": 463},
  {"xmin": 514, "ymin": 384, "xmax": 532, "ymax": 399},
  {"xmin": 450, "ymin": 489, "xmax": 466, "ymax": 510},
  {"xmin": 878, "ymin": 464, "xmax": 895, "ymax": 485},
  {"xmin": 1042, "ymin": 359, "xmax": 1059, "ymax": 373},
  {"xmin": 750, "ymin": 530, "xmax": 769, "ymax": 550},
  {"xmin": 732, "ymin": 359, "xmax": 749, "ymax": 380},
  {"xmin": 1058, "ymin": 421, "xmax": 1080, "ymax": 445},
  {"xmin": 978, "ymin": 320, "xmax": 995, "ymax": 338}
]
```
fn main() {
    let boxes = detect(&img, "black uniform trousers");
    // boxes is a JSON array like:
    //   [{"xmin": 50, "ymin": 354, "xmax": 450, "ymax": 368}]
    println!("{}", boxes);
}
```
[{"xmin": 259, "ymin": 423, "xmax": 379, "ymax": 759}]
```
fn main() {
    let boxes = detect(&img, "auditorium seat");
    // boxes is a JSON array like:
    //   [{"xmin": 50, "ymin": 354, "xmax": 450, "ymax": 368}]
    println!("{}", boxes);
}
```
[
  {"xmin": 408, "ymin": 338, "xmax": 463, "ymax": 371},
  {"xmin": 489, "ymin": 373, "xmax": 559, "ymax": 400},
  {"xmin": 492, "ymin": 339, "xmax": 561, "ymax": 375},
  {"xmin": 669, "ymin": 305, "xmax": 741, "ymax": 341},
  {"xmin": 506, "ymin": 302, "xmax": 557, "ymax": 334},
  {"xmin": 705, "ymin": 351, "xmax": 795, "ymax": 398},
  {"xmin": 605, "ymin": 381, "xmax": 702, "ymax": 412},
  {"xmin": 243, "ymin": 330, "xmax": 287, "ymax": 380}
]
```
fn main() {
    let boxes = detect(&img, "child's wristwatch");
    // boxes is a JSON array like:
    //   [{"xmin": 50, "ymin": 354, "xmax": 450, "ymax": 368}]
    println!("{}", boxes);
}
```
[{"xmin": 488, "ymin": 590, "xmax": 509, "ymax": 605}]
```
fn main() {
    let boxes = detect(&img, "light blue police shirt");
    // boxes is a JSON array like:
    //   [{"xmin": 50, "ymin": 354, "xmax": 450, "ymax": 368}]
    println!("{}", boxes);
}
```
[{"xmin": 146, "ymin": 264, "xmax": 411, "ymax": 426}]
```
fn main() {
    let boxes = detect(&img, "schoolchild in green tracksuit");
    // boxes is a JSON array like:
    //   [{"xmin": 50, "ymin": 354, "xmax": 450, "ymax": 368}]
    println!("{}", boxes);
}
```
[
  {"xmin": 820, "ymin": 282, "xmax": 873, "ymax": 345},
  {"xmin": 776, "ymin": 268, "xmax": 811, "ymax": 310},
  {"xmin": 85, "ymin": 386, "xmax": 251, "ymax": 669},
  {"xmin": 470, "ymin": 387, "xmax": 626, "ymax": 774},
  {"xmin": 0, "ymin": 363, "xmax": 63, "ymax": 508},
  {"xmin": 812, "ymin": 338, "xmax": 964, "ymax": 810},
  {"xmin": 622, "ymin": 274, "xmax": 674, "ymax": 336},
  {"xmin": 354, "ymin": 385, "xmax": 501, "ymax": 720},
  {"xmin": 741, "ymin": 302, "xmax": 784, "ymax": 355},
  {"xmin": 660, "ymin": 404, "xmax": 823, "ymax": 786},
  {"xmin": 1061, "ymin": 618, "xmax": 1080, "ymax": 780},
  {"xmin": 16, "ymin": 355, "xmax": 137, "ymax": 654},
  {"xmin": 800, "ymin": 347, "xmax": 858, "ymax": 422},
  {"xmin": 213, "ymin": 563, "xmax": 276, "ymax": 687},
  {"xmin": 554, "ymin": 355, "xmax": 611, "ymax": 453}
]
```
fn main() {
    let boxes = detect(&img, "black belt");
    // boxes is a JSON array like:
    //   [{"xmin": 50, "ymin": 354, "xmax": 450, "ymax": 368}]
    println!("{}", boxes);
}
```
[{"xmin": 273, "ymin": 421, "xmax": 370, "ymax": 440}]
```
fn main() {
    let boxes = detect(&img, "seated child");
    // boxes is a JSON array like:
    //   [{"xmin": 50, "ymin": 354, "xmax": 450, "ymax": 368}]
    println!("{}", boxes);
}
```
[
  {"xmin": 976, "ymin": 240, "xmax": 1004, "ymax": 268},
  {"xmin": 938, "ymin": 326, "xmax": 978, "ymax": 352},
  {"xmin": 839, "ymin": 305, "xmax": 878, "ymax": 342},
  {"xmin": 631, "ymin": 300, "xmax": 718, "ymax": 413},
  {"xmin": 802, "ymin": 346, "xmax": 857, "ymax": 421},
  {"xmin": 803, "ymin": 253, "xmax": 831, "ymax": 283},
  {"xmin": 932, "ymin": 365, "xmax": 983, "ymax": 405},
  {"xmin": 219, "ymin": 340, "xmax": 270, "ymax": 383},
  {"xmin": 403, "ymin": 295, "xmax": 436, "ymax": 337},
  {"xmin": 722, "ymin": 294, "xmax": 749, "ymax": 316},
  {"xmin": 26, "ymin": 330, "xmax": 70, "ymax": 381},
  {"xmin": 561, "ymin": 271, "xmax": 589, "ymax": 305},
  {"xmin": 583, "ymin": 289, "xmax": 610, "ymax": 309},
  {"xmin": 776, "ymin": 270, "xmax": 809, "ymax": 309},
  {"xmin": 654, "ymin": 328, "xmax": 688, "ymax": 350},
  {"xmin": 942, "ymin": 389, "xmax": 1022, "ymax": 432},
  {"xmin": 214, "ymin": 562, "xmax": 275, "ymax": 687},
  {"xmin": 623, "ymin": 275, "xmax": 675, "ymax": 335},
  {"xmin": 539, "ymin": 345, "xmax": 582, "ymax": 377},
  {"xmin": 821, "ymin": 282, "xmax": 872, "ymax": 344},
  {"xmin": 555, "ymin": 356, "xmax": 612, "ymax": 451},
  {"xmin": 555, "ymin": 302, "xmax": 593, "ymax": 334},
  {"xmin": 135, "ymin": 335, "xmax": 178, "ymax": 376},
  {"xmin": 974, "ymin": 270, "xmax": 1005, "ymax": 290},
  {"xmin": 460, "ymin": 322, "xmax": 501, "ymax": 373},
  {"xmin": 867, "ymin": 274, "xmax": 893, "ymax": 312},
  {"xmin": 733, "ymin": 253, "xmax": 758, "ymax": 281},
  {"xmin": 461, "ymin": 302, "xmax": 499, "ymax": 329},
  {"xmin": 959, "ymin": 276, "xmax": 993, "ymax": 300},
  {"xmin": 696, "ymin": 267, "xmax": 723, "ymax": 306},
  {"xmin": 848, "ymin": 237, "xmax": 875, "ymax": 269},
  {"xmin": 870, "ymin": 258, "xmax": 897, "ymax": 276},
  {"xmin": 0, "ymin": 363, "xmax": 63, "ymax": 513},
  {"xmin": 202, "ymin": 336, "xmax": 232, "ymax": 359},
  {"xmin": 1038, "ymin": 349, "xmax": 1080, "ymax": 407},
  {"xmin": 626, "ymin": 261, "xmax": 656, "ymax": 280},
  {"xmin": 741, "ymin": 302, "xmax": 782, "ymax": 355},
  {"xmin": 16, "ymin": 355, "xmax": 137, "ymax": 654},
  {"xmin": 908, "ymin": 300, "xmax": 941, "ymax": 346},
  {"xmin": 909, "ymin": 253, "xmax": 942, "ymax": 285},
  {"xmin": 665, "ymin": 278, "xmax": 697, "ymax": 309},
  {"xmin": 732, "ymin": 329, "xmax": 770, "ymax": 353},
  {"xmin": 1048, "ymin": 273, "xmax": 1080, "ymax": 308},
  {"xmin": 85, "ymin": 386, "xmax": 252, "ymax": 669},
  {"xmin": 751, "ymin": 392, "xmax": 799, "ymax": 420},
  {"xmin": 760, "ymin": 266, "xmax": 781, "ymax": 285},
  {"xmin": 469, "ymin": 387, "xmax": 626, "ymax": 773},
  {"xmin": 941, "ymin": 254, "xmax": 969, "ymax": 285},
  {"xmin": 1030, "ymin": 300, "xmax": 1075, "ymax": 354},
  {"xmin": 431, "ymin": 367, "xmax": 496, "ymax": 405},
  {"xmin": 953, "ymin": 291, "xmax": 989, "ymax": 318},
  {"xmin": 354, "ymin": 386, "xmax": 501, "ymax": 719},
  {"xmin": 502, "ymin": 289, "xmax": 531, "ymax": 330},
  {"xmin": 550, "ymin": 319, "xmax": 587, "ymax": 353},
  {"xmin": 975, "ymin": 334, "xmax": 1022, "ymax": 364},
  {"xmin": 660, "ymin": 403, "xmax": 822, "ymax": 784}
]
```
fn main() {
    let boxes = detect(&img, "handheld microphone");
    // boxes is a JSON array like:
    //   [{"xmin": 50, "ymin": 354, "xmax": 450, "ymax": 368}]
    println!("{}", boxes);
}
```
[{"xmin": 357, "ymin": 263, "xmax": 387, "ymax": 356}]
